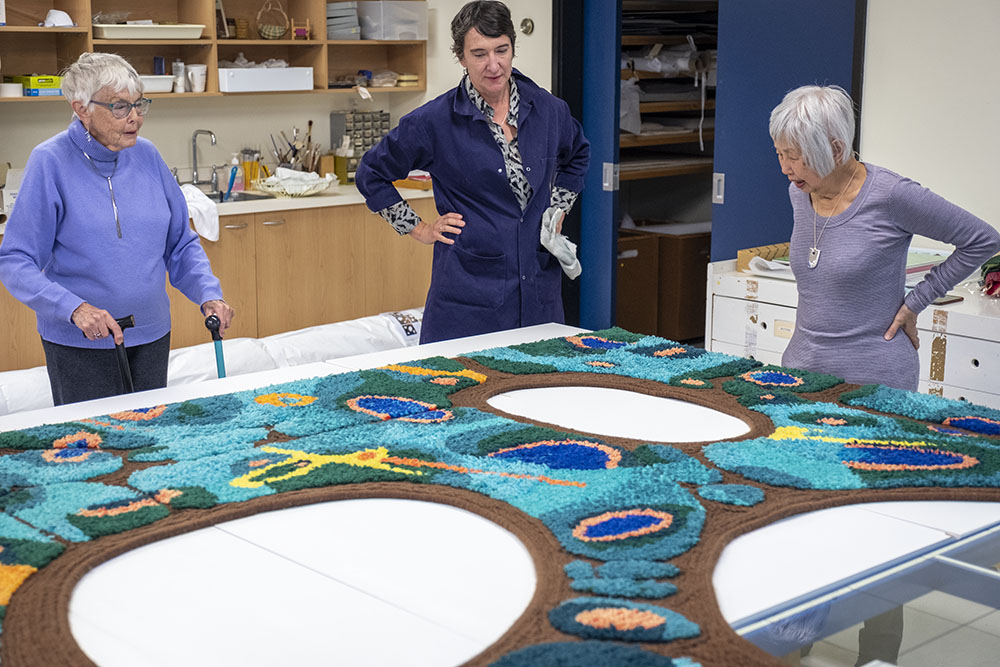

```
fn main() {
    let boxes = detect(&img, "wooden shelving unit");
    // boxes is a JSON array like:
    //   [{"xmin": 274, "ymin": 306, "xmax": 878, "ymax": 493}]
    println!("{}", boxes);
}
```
[
  {"xmin": 619, "ymin": 128, "xmax": 714, "ymax": 149},
  {"xmin": 0, "ymin": 0, "xmax": 426, "ymax": 98},
  {"xmin": 618, "ymin": 1, "xmax": 716, "ymax": 182},
  {"xmin": 619, "ymin": 156, "xmax": 714, "ymax": 181},
  {"xmin": 640, "ymin": 99, "xmax": 714, "ymax": 113}
]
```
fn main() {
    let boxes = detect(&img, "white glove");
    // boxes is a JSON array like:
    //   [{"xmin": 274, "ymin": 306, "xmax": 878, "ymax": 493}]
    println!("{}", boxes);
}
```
[{"xmin": 539, "ymin": 206, "xmax": 582, "ymax": 280}]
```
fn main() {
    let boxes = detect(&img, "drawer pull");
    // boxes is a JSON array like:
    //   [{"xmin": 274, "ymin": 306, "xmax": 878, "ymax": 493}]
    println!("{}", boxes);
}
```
[
  {"xmin": 262, "ymin": 219, "xmax": 286, "ymax": 226},
  {"xmin": 223, "ymin": 223, "xmax": 248, "ymax": 230}
]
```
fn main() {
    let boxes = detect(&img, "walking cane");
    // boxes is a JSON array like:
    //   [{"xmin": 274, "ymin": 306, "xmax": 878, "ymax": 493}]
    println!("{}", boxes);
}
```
[
  {"xmin": 205, "ymin": 315, "xmax": 227, "ymax": 378},
  {"xmin": 86, "ymin": 314, "xmax": 135, "ymax": 393}
]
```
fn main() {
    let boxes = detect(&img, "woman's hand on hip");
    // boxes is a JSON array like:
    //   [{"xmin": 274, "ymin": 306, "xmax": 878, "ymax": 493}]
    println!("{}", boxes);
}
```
[
  {"xmin": 884, "ymin": 303, "xmax": 919, "ymax": 350},
  {"xmin": 71, "ymin": 302, "xmax": 124, "ymax": 344},
  {"xmin": 201, "ymin": 299, "xmax": 235, "ymax": 335},
  {"xmin": 410, "ymin": 213, "xmax": 464, "ymax": 245}
]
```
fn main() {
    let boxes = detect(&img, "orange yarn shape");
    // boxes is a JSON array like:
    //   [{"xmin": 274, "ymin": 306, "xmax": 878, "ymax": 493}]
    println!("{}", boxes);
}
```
[{"xmin": 575, "ymin": 607, "xmax": 666, "ymax": 631}]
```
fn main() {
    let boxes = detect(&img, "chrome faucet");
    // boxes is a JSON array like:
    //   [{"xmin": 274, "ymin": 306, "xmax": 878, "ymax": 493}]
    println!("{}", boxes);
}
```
[{"xmin": 191, "ymin": 129, "xmax": 217, "ymax": 188}]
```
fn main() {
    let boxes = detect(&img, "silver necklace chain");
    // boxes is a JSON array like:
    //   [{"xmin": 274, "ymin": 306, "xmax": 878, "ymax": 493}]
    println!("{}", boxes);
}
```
[
  {"xmin": 81, "ymin": 150, "xmax": 123, "ymax": 239},
  {"xmin": 808, "ymin": 160, "xmax": 860, "ymax": 269}
]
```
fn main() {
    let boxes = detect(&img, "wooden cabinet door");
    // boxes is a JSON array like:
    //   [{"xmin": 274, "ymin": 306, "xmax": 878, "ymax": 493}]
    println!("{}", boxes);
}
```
[
  {"xmin": 167, "ymin": 214, "xmax": 258, "ymax": 348},
  {"xmin": 254, "ymin": 206, "xmax": 367, "ymax": 337},
  {"xmin": 0, "ymin": 285, "xmax": 45, "ymax": 372},
  {"xmin": 362, "ymin": 196, "xmax": 435, "ymax": 315}
]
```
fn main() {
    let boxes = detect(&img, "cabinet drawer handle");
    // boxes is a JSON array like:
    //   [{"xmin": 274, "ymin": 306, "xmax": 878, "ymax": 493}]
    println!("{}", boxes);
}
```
[
  {"xmin": 262, "ymin": 219, "xmax": 286, "ymax": 226},
  {"xmin": 223, "ymin": 223, "xmax": 248, "ymax": 230}
]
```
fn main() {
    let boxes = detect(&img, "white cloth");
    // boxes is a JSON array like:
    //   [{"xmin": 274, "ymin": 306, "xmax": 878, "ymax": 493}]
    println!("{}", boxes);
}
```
[
  {"xmin": 540, "ymin": 206, "xmax": 581, "ymax": 280},
  {"xmin": 258, "ymin": 168, "xmax": 336, "ymax": 196},
  {"xmin": 181, "ymin": 184, "xmax": 219, "ymax": 242}
]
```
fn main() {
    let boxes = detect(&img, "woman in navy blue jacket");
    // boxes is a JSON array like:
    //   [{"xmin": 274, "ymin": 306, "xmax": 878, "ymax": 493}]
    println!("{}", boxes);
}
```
[{"xmin": 356, "ymin": 0, "xmax": 590, "ymax": 344}]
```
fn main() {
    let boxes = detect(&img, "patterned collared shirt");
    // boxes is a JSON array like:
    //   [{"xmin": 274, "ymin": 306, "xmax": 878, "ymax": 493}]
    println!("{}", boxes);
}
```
[{"xmin": 378, "ymin": 75, "xmax": 579, "ymax": 235}]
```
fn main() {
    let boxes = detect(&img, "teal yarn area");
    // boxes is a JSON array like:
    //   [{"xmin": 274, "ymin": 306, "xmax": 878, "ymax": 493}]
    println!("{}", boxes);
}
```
[
  {"xmin": 697, "ymin": 484, "xmax": 766, "ymax": 506},
  {"xmin": 599, "ymin": 560, "xmax": 679, "ymax": 579},
  {"xmin": 843, "ymin": 385, "xmax": 1000, "ymax": 435},
  {"xmin": 704, "ymin": 400, "xmax": 1000, "ymax": 490},
  {"xmin": 470, "ymin": 329, "xmax": 752, "ymax": 384},
  {"xmin": 0, "ymin": 482, "xmax": 153, "ymax": 542},
  {"xmin": 564, "ymin": 559, "xmax": 678, "ymax": 598},
  {"xmin": 569, "ymin": 576, "xmax": 677, "ymax": 599}
]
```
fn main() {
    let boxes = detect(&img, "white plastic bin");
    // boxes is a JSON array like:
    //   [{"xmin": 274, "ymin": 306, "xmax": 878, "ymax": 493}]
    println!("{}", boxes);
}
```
[
  {"xmin": 218, "ymin": 67, "xmax": 314, "ymax": 92},
  {"xmin": 356, "ymin": 1, "xmax": 427, "ymax": 40}
]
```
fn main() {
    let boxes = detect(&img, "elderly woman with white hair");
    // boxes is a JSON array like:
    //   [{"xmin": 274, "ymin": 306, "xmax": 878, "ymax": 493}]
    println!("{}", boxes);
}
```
[
  {"xmin": 0, "ymin": 52, "xmax": 233, "ymax": 405},
  {"xmin": 770, "ymin": 84, "xmax": 999, "ymax": 391}
]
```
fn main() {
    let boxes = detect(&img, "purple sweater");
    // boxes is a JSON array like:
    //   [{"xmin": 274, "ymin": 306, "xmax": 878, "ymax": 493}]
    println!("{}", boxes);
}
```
[
  {"xmin": 783, "ymin": 163, "xmax": 1000, "ymax": 391},
  {"xmin": 0, "ymin": 119, "xmax": 222, "ymax": 348}
]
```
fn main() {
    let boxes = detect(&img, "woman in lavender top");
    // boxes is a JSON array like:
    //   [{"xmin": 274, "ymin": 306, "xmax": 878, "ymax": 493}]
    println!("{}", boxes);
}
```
[
  {"xmin": 770, "ymin": 85, "xmax": 999, "ymax": 391},
  {"xmin": 0, "ymin": 53, "xmax": 234, "ymax": 405}
]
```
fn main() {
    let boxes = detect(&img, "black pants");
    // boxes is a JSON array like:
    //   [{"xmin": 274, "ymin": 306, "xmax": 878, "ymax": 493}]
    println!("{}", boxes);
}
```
[{"xmin": 41, "ymin": 332, "xmax": 171, "ymax": 406}]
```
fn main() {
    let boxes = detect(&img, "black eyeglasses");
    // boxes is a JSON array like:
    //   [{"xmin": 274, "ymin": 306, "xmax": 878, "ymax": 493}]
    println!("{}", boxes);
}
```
[{"xmin": 89, "ymin": 97, "xmax": 152, "ymax": 119}]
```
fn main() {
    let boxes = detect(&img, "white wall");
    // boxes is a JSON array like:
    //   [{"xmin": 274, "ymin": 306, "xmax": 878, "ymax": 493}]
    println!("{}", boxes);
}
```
[
  {"xmin": 0, "ymin": 0, "xmax": 551, "ymax": 180},
  {"xmin": 396, "ymin": 0, "xmax": 551, "ymax": 119},
  {"xmin": 861, "ymin": 0, "xmax": 1000, "ymax": 248}
]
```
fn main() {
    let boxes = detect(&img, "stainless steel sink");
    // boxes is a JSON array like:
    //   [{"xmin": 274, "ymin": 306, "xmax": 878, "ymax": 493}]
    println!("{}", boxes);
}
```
[{"xmin": 219, "ymin": 191, "xmax": 272, "ymax": 203}]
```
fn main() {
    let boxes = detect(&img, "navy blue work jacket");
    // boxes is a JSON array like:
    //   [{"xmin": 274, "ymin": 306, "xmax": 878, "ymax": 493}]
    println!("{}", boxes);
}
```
[{"xmin": 356, "ymin": 70, "xmax": 590, "ymax": 344}]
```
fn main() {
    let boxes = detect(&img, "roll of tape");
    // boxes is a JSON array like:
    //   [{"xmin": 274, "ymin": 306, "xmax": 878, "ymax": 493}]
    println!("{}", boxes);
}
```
[{"xmin": 0, "ymin": 83, "xmax": 23, "ymax": 98}]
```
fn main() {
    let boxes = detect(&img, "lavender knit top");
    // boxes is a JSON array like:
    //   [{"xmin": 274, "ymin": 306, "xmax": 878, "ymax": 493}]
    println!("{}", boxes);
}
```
[
  {"xmin": 0, "ymin": 119, "xmax": 222, "ymax": 348},
  {"xmin": 782, "ymin": 163, "xmax": 1000, "ymax": 391}
]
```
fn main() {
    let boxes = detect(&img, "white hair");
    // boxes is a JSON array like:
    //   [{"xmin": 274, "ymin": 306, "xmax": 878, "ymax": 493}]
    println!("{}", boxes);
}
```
[
  {"xmin": 61, "ymin": 52, "xmax": 143, "ymax": 113},
  {"xmin": 769, "ymin": 85, "xmax": 855, "ymax": 178}
]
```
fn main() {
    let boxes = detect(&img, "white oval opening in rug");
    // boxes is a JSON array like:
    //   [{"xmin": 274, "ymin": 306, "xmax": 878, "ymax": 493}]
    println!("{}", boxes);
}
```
[
  {"xmin": 488, "ymin": 386, "xmax": 751, "ymax": 442},
  {"xmin": 70, "ymin": 498, "xmax": 535, "ymax": 666}
]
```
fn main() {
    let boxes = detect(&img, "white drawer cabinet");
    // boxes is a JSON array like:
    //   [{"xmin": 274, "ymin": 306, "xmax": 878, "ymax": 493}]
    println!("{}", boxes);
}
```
[
  {"xmin": 918, "ymin": 381, "xmax": 1000, "ymax": 410},
  {"xmin": 917, "ymin": 331, "xmax": 1000, "ymax": 408},
  {"xmin": 707, "ymin": 260, "xmax": 1000, "ymax": 409},
  {"xmin": 712, "ymin": 295, "xmax": 797, "ymax": 357}
]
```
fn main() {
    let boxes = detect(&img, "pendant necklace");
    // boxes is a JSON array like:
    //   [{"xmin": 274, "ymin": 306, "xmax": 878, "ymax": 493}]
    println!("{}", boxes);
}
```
[
  {"xmin": 81, "ymin": 150, "xmax": 123, "ymax": 239},
  {"xmin": 809, "ymin": 160, "xmax": 860, "ymax": 269}
]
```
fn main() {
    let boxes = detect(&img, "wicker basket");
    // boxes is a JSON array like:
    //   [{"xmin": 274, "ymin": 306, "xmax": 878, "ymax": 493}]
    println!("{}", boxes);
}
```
[
  {"xmin": 256, "ymin": 0, "xmax": 289, "ymax": 39},
  {"xmin": 251, "ymin": 178, "xmax": 333, "ymax": 198}
]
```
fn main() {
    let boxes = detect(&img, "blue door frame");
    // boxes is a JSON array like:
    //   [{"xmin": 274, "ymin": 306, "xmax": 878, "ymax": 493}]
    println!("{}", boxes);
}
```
[{"xmin": 578, "ymin": 0, "xmax": 621, "ymax": 331}]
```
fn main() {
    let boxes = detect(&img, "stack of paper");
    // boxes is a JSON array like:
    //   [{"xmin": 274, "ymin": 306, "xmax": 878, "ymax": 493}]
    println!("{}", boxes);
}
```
[{"xmin": 327, "ymin": 1, "xmax": 360, "ymax": 39}]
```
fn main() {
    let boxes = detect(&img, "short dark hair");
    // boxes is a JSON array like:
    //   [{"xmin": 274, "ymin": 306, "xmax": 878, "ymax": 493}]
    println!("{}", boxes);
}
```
[{"xmin": 451, "ymin": 1, "xmax": 516, "ymax": 61}]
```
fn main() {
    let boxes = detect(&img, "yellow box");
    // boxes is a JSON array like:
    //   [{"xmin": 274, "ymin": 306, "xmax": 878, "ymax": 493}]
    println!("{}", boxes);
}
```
[{"xmin": 8, "ymin": 75, "xmax": 61, "ymax": 89}]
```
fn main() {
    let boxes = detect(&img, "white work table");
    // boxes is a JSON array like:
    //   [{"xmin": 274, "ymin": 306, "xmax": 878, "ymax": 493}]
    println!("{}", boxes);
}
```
[{"xmin": 2, "ymin": 323, "xmax": 998, "ymax": 665}]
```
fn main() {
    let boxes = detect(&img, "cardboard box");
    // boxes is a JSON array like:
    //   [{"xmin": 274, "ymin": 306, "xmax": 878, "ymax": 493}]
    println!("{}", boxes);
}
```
[
  {"xmin": 21, "ymin": 88, "xmax": 62, "ymax": 97},
  {"xmin": 218, "ymin": 67, "xmax": 314, "ymax": 92},
  {"xmin": 7, "ymin": 75, "xmax": 61, "ymax": 89},
  {"xmin": 318, "ymin": 154, "xmax": 336, "ymax": 179},
  {"xmin": 737, "ymin": 242, "xmax": 790, "ymax": 272}
]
